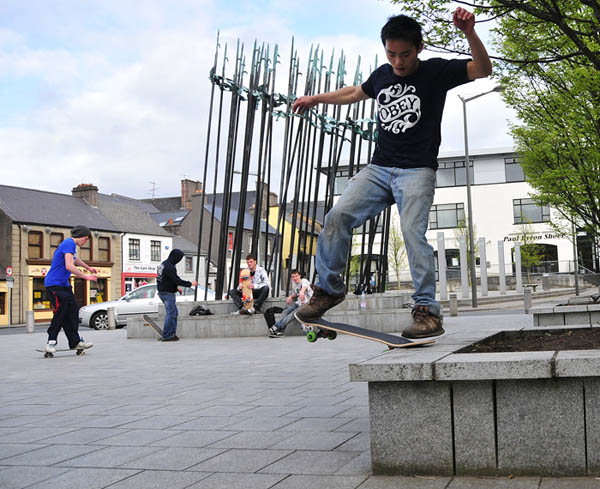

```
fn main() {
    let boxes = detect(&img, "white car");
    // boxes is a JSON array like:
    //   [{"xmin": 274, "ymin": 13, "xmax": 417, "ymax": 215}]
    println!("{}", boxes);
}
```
[{"xmin": 79, "ymin": 284, "xmax": 215, "ymax": 330}]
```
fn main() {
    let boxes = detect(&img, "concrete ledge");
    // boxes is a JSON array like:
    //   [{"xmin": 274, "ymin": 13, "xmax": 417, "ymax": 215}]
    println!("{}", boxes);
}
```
[{"xmin": 350, "ymin": 325, "xmax": 600, "ymax": 476}]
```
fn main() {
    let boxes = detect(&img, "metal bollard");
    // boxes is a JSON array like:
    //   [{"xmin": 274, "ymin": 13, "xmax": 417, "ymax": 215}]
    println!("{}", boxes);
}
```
[
  {"xmin": 449, "ymin": 293, "xmax": 458, "ymax": 317},
  {"xmin": 542, "ymin": 273, "xmax": 550, "ymax": 291},
  {"xmin": 107, "ymin": 307, "xmax": 116, "ymax": 330},
  {"xmin": 26, "ymin": 311, "xmax": 35, "ymax": 333},
  {"xmin": 523, "ymin": 287, "xmax": 533, "ymax": 314}
]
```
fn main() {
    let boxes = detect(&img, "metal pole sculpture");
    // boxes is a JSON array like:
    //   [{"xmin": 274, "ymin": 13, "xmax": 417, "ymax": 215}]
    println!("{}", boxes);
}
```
[{"xmin": 200, "ymin": 35, "xmax": 402, "ymax": 300}]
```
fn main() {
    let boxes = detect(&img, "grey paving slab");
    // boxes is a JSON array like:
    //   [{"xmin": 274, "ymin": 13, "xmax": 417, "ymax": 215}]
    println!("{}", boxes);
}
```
[
  {"xmin": 538, "ymin": 478, "xmax": 600, "ymax": 488},
  {"xmin": 24, "ymin": 467, "xmax": 140, "ymax": 489},
  {"xmin": 335, "ymin": 433, "xmax": 370, "ymax": 452},
  {"xmin": 188, "ymin": 448, "xmax": 292, "ymax": 473},
  {"xmin": 335, "ymin": 451, "xmax": 372, "ymax": 476},
  {"xmin": 55, "ymin": 445, "xmax": 162, "ymax": 468},
  {"xmin": 446, "ymin": 477, "xmax": 542, "ymax": 488},
  {"xmin": 105, "ymin": 469, "xmax": 210, "ymax": 489},
  {"xmin": 186, "ymin": 472, "xmax": 286, "ymax": 488},
  {"xmin": 171, "ymin": 416, "xmax": 247, "ymax": 430},
  {"xmin": 0, "ymin": 443, "xmax": 48, "ymax": 460},
  {"xmin": 278, "ymin": 417, "xmax": 353, "ymax": 432},
  {"xmin": 270, "ymin": 431, "xmax": 357, "ymax": 450},
  {"xmin": 207, "ymin": 431, "xmax": 295, "ymax": 449},
  {"xmin": 0, "ymin": 465, "xmax": 71, "ymax": 489},
  {"xmin": 357, "ymin": 476, "xmax": 451, "ymax": 488},
  {"xmin": 259, "ymin": 450, "xmax": 361, "ymax": 475},
  {"xmin": 38, "ymin": 427, "xmax": 131, "ymax": 445},
  {"xmin": 189, "ymin": 404, "xmax": 257, "ymax": 417},
  {"xmin": 0, "ymin": 426, "xmax": 79, "ymax": 443},
  {"xmin": 224, "ymin": 415, "xmax": 300, "ymax": 431},
  {"xmin": 90, "ymin": 428, "xmax": 183, "ymax": 449},
  {"xmin": 149, "ymin": 429, "xmax": 236, "ymax": 448},
  {"xmin": 0, "ymin": 415, "xmax": 49, "ymax": 427},
  {"xmin": 271, "ymin": 474, "xmax": 368, "ymax": 489},
  {"xmin": 0, "ymin": 443, "xmax": 102, "ymax": 466},
  {"xmin": 119, "ymin": 446, "xmax": 226, "ymax": 470}
]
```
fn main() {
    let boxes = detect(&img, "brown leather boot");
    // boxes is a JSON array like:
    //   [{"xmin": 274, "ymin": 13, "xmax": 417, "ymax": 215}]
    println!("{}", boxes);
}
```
[
  {"xmin": 402, "ymin": 305, "xmax": 444, "ymax": 339},
  {"xmin": 294, "ymin": 285, "xmax": 345, "ymax": 322}
]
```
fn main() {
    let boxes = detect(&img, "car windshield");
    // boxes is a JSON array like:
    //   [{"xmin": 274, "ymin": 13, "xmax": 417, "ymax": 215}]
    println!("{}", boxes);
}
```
[{"xmin": 125, "ymin": 285, "xmax": 157, "ymax": 300}]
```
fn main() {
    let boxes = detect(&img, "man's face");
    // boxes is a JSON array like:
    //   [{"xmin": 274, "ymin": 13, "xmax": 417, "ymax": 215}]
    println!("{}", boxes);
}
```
[
  {"xmin": 385, "ymin": 39, "xmax": 422, "ymax": 77},
  {"xmin": 246, "ymin": 258, "xmax": 256, "ymax": 271},
  {"xmin": 291, "ymin": 273, "xmax": 301, "ymax": 284}
]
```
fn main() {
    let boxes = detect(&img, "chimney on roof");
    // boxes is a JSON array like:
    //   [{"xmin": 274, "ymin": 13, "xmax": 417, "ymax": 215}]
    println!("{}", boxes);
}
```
[
  {"xmin": 72, "ymin": 183, "xmax": 99, "ymax": 207},
  {"xmin": 181, "ymin": 179, "xmax": 202, "ymax": 210}
]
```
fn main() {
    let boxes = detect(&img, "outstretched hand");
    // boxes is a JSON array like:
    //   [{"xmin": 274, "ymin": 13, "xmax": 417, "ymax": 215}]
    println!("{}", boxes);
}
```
[
  {"xmin": 453, "ymin": 7, "xmax": 475, "ymax": 34},
  {"xmin": 292, "ymin": 95, "xmax": 318, "ymax": 114}
]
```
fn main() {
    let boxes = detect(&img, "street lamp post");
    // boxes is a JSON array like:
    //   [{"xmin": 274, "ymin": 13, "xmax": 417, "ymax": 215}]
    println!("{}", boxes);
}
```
[{"xmin": 458, "ymin": 85, "xmax": 502, "ymax": 308}]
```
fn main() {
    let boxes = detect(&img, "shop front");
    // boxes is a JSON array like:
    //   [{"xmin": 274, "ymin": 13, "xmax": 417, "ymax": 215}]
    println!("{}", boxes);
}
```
[
  {"xmin": 0, "ymin": 281, "xmax": 7, "ymax": 326},
  {"xmin": 122, "ymin": 264, "xmax": 158, "ymax": 295},
  {"xmin": 28, "ymin": 265, "xmax": 113, "ymax": 322}
]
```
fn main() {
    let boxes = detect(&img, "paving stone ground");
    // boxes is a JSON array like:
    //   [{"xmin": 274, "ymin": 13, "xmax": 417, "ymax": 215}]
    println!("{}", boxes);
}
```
[{"xmin": 1, "ymin": 313, "xmax": 600, "ymax": 488}]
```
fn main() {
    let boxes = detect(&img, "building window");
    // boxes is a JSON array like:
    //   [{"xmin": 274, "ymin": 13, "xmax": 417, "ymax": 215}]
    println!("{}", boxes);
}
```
[
  {"xmin": 79, "ymin": 236, "xmax": 92, "ymax": 261},
  {"xmin": 430, "ymin": 203, "xmax": 465, "ymax": 229},
  {"xmin": 436, "ymin": 160, "xmax": 473, "ymax": 188},
  {"xmin": 50, "ymin": 233, "xmax": 64, "ymax": 258},
  {"xmin": 150, "ymin": 241, "xmax": 161, "ymax": 262},
  {"xmin": 185, "ymin": 256, "xmax": 193, "ymax": 272},
  {"xmin": 513, "ymin": 198, "xmax": 550, "ymax": 224},
  {"xmin": 32, "ymin": 278, "xmax": 51, "ymax": 310},
  {"xmin": 505, "ymin": 157, "xmax": 525, "ymax": 182},
  {"xmin": 98, "ymin": 237, "xmax": 111, "ymax": 262},
  {"xmin": 0, "ymin": 292, "xmax": 5, "ymax": 315},
  {"xmin": 90, "ymin": 278, "xmax": 107, "ymax": 303},
  {"xmin": 28, "ymin": 231, "xmax": 43, "ymax": 259},
  {"xmin": 129, "ymin": 238, "xmax": 140, "ymax": 260}
]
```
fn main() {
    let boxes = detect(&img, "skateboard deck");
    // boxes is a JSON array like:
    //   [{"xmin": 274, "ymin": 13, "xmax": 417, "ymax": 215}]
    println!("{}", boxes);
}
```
[
  {"xmin": 35, "ymin": 346, "xmax": 92, "ymax": 358},
  {"xmin": 240, "ymin": 269, "xmax": 254, "ymax": 312},
  {"xmin": 295, "ymin": 315, "xmax": 435, "ymax": 349},
  {"xmin": 143, "ymin": 314, "xmax": 163, "ymax": 338}
]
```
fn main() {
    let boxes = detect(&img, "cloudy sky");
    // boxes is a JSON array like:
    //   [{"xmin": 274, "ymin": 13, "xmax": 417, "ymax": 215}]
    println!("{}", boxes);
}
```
[{"xmin": 0, "ymin": 0, "xmax": 515, "ymax": 200}]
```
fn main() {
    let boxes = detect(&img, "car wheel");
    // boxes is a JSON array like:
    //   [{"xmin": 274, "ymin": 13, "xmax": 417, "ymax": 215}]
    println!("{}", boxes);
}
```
[{"xmin": 90, "ymin": 311, "xmax": 109, "ymax": 330}]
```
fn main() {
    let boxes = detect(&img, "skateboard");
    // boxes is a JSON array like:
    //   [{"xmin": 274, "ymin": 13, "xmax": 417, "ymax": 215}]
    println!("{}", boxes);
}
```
[
  {"xmin": 240, "ymin": 269, "xmax": 254, "ymax": 313},
  {"xmin": 35, "ymin": 346, "xmax": 92, "ymax": 358},
  {"xmin": 143, "ymin": 314, "xmax": 163, "ymax": 338},
  {"xmin": 295, "ymin": 315, "xmax": 435, "ymax": 349}
]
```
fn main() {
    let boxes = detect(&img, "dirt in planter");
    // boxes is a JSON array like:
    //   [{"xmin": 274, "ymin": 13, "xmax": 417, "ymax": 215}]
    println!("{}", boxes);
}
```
[{"xmin": 457, "ymin": 328, "xmax": 600, "ymax": 353}]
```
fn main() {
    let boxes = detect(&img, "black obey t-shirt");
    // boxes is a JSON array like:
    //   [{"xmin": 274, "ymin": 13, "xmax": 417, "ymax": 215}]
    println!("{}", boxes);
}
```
[{"xmin": 361, "ymin": 58, "xmax": 471, "ymax": 170}]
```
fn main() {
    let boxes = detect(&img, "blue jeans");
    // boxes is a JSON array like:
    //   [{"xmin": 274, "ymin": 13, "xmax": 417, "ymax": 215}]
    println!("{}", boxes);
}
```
[
  {"xmin": 158, "ymin": 291, "xmax": 178, "ymax": 339},
  {"xmin": 274, "ymin": 302, "xmax": 299, "ymax": 331},
  {"xmin": 316, "ymin": 164, "xmax": 440, "ymax": 316}
]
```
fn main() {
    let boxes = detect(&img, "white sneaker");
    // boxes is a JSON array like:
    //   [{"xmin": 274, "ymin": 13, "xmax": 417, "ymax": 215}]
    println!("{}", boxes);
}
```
[
  {"xmin": 72, "ymin": 340, "xmax": 93, "ymax": 350},
  {"xmin": 45, "ymin": 340, "xmax": 57, "ymax": 354},
  {"xmin": 248, "ymin": 307, "xmax": 255, "ymax": 314}
]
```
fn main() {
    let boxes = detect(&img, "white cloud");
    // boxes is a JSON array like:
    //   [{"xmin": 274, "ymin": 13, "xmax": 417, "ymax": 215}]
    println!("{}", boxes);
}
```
[{"xmin": 0, "ymin": 0, "xmax": 516, "ymax": 200}]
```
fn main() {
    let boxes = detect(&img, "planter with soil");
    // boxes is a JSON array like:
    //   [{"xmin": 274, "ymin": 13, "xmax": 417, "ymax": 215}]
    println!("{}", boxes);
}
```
[{"xmin": 350, "ymin": 324, "xmax": 600, "ymax": 477}]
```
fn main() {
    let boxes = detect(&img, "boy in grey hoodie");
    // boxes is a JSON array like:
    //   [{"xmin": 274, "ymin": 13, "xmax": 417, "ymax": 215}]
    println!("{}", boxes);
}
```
[{"xmin": 157, "ymin": 249, "xmax": 197, "ymax": 341}]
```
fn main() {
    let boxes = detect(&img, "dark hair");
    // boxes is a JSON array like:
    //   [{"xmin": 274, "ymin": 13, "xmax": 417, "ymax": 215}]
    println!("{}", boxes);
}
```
[
  {"xmin": 290, "ymin": 269, "xmax": 302, "ymax": 276},
  {"xmin": 381, "ymin": 15, "xmax": 423, "ymax": 48},
  {"xmin": 71, "ymin": 225, "xmax": 91, "ymax": 238},
  {"xmin": 245, "ymin": 253, "xmax": 257, "ymax": 261}
]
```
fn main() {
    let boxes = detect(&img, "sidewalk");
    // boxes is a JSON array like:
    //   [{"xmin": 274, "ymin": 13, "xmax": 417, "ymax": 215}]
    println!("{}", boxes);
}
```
[{"xmin": 1, "ymin": 313, "xmax": 600, "ymax": 488}]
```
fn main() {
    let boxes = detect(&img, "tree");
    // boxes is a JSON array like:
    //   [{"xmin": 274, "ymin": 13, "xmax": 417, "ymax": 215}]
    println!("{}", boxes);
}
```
[
  {"xmin": 389, "ymin": 0, "xmax": 600, "ymax": 241},
  {"xmin": 388, "ymin": 1, "xmax": 600, "ymax": 70},
  {"xmin": 387, "ymin": 224, "xmax": 407, "ymax": 289},
  {"xmin": 517, "ymin": 221, "xmax": 544, "ymax": 283}
]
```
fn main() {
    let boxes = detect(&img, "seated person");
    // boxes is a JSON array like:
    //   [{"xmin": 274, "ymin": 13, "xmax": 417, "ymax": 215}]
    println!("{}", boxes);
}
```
[
  {"xmin": 269, "ymin": 269, "xmax": 313, "ymax": 337},
  {"xmin": 229, "ymin": 254, "xmax": 270, "ymax": 314}
]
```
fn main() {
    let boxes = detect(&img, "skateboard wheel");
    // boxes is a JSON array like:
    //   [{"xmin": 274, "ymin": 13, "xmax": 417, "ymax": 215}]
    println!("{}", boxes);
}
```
[
  {"xmin": 76, "ymin": 350, "xmax": 85, "ymax": 356},
  {"xmin": 327, "ymin": 331, "xmax": 337, "ymax": 340},
  {"xmin": 306, "ymin": 331, "xmax": 318, "ymax": 343},
  {"xmin": 44, "ymin": 352, "xmax": 53, "ymax": 358}
]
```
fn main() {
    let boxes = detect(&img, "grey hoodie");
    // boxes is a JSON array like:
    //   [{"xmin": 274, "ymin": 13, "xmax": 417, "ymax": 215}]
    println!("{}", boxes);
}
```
[{"xmin": 157, "ymin": 249, "xmax": 192, "ymax": 293}]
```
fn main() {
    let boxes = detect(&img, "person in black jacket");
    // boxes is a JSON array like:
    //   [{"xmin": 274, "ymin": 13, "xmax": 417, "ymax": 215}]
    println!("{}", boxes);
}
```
[{"xmin": 157, "ymin": 249, "xmax": 197, "ymax": 341}]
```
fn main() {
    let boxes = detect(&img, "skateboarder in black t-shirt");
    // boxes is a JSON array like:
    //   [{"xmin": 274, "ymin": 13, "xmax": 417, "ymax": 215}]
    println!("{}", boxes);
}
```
[{"xmin": 292, "ymin": 8, "xmax": 492, "ymax": 339}]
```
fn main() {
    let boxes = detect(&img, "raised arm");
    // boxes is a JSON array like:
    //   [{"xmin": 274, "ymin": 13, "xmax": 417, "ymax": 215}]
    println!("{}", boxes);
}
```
[
  {"xmin": 453, "ymin": 7, "xmax": 492, "ymax": 80},
  {"xmin": 292, "ymin": 85, "xmax": 369, "ymax": 113}
]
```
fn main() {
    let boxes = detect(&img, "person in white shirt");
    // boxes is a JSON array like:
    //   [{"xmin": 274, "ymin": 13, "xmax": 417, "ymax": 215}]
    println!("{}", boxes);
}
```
[
  {"xmin": 229, "ymin": 254, "xmax": 271, "ymax": 314},
  {"xmin": 269, "ymin": 270, "xmax": 313, "ymax": 337}
]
